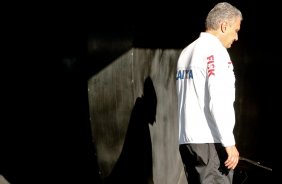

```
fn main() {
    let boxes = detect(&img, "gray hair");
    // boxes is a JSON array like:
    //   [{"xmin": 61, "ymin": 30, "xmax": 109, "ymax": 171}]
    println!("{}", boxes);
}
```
[{"xmin": 205, "ymin": 2, "xmax": 243, "ymax": 30}]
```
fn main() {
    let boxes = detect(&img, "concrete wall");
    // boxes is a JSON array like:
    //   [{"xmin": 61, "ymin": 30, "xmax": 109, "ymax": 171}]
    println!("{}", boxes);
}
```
[{"xmin": 88, "ymin": 48, "xmax": 186, "ymax": 183}]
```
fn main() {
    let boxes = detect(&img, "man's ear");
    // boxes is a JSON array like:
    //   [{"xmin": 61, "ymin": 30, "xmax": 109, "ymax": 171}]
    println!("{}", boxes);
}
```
[{"xmin": 220, "ymin": 21, "xmax": 228, "ymax": 33}]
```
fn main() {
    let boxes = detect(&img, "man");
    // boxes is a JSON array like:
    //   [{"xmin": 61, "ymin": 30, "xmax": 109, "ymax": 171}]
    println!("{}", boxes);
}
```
[{"xmin": 176, "ymin": 2, "xmax": 242, "ymax": 183}]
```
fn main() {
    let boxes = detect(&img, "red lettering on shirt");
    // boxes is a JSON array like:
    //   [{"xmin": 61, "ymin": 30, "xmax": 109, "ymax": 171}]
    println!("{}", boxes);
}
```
[
  {"xmin": 207, "ymin": 55, "xmax": 215, "ymax": 77},
  {"xmin": 228, "ymin": 61, "xmax": 232, "ymax": 68}
]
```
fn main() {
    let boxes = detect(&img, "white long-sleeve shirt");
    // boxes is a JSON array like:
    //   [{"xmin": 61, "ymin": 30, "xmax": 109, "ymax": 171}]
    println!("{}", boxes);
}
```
[{"xmin": 176, "ymin": 32, "xmax": 236, "ymax": 147}]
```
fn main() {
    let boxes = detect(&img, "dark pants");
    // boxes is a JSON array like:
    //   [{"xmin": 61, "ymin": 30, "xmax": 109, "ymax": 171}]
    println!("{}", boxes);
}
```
[{"xmin": 179, "ymin": 143, "xmax": 233, "ymax": 184}]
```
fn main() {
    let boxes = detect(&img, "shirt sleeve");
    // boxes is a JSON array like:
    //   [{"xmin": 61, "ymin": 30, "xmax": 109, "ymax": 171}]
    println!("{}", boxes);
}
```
[{"xmin": 206, "ymin": 51, "xmax": 236, "ymax": 147}]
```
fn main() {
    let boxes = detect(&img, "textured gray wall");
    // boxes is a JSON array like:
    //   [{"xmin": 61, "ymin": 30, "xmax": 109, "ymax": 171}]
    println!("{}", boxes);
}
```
[{"xmin": 88, "ymin": 48, "xmax": 186, "ymax": 184}]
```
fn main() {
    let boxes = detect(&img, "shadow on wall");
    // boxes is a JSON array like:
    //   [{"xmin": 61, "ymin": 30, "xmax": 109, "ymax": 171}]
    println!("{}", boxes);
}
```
[{"xmin": 105, "ymin": 76, "xmax": 157, "ymax": 184}]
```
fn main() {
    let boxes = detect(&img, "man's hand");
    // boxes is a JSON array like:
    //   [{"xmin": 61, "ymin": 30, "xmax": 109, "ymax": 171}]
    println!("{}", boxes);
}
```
[{"xmin": 225, "ymin": 145, "xmax": 239, "ymax": 169}]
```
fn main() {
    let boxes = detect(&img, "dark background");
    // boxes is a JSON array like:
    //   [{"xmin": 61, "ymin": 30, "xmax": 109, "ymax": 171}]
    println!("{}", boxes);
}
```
[{"xmin": 1, "ymin": 1, "xmax": 274, "ymax": 183}]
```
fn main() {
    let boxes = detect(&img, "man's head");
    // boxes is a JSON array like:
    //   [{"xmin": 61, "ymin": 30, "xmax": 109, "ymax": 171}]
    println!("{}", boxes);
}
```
[{"xmin": 205, "ymin": 2, "xmax": 243, "ymax": 48}]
